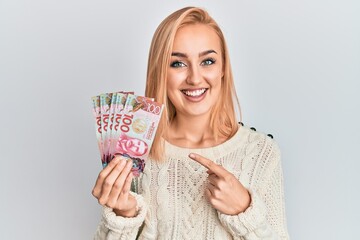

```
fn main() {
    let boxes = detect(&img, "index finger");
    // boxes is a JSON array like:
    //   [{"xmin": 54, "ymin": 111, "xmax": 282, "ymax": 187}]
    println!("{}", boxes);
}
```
[
  {"xmin": 94, "ymin": 156, "xmax": 126, "ymax": 187},
  {"xmin": 188, "ymin": 153, "xmax": 228, "ymax": 177}
]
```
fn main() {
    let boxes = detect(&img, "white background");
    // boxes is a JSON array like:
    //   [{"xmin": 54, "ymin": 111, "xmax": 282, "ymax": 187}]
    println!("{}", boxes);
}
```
[{"xmin": 0, "ymin": 0, "xmax": 359, "ymax": 239}]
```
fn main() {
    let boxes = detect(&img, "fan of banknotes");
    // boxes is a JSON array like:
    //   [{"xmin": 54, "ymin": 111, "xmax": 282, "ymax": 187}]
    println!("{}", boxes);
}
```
[{"xmin": 92, "ymin": 91, "xmax": 164, "ymax": 177}]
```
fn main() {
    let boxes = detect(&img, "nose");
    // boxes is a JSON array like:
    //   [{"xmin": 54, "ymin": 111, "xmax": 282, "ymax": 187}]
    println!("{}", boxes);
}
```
[{"xmin": 186, "ymin": 65, "xmax": 202, "ymax": 85}]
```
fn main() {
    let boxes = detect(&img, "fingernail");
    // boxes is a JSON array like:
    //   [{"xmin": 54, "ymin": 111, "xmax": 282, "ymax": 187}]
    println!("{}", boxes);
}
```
[{"xmin": 189, "ymin": 153, "xmax": 195, "ymax": 158}]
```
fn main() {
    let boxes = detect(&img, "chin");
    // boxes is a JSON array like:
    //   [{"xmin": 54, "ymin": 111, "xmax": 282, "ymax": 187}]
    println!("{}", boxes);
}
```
[{"xmin": 185, "ymin": 107, "xmax": 213, "ymax": 118}]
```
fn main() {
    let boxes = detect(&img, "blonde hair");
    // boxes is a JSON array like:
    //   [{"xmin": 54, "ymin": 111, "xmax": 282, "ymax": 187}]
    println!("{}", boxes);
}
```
[{"xmin": 145, "ymin": 7, "xmax": 241, "ymax": 161}]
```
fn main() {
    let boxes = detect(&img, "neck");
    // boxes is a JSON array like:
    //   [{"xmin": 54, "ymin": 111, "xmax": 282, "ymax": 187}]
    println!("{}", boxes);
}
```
[{"xmin": 166, "ymin": 113, "xmax": 220, "ymax": 148}]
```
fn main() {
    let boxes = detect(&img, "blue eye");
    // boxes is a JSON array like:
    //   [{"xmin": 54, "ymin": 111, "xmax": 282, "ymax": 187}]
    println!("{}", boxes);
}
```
[
  {"xmin": 170, "ymin": 61, "xmax": 186, "ymax": 68},
  {"xmin": 201, "ymin": 58, "xmax": 216, "ymax": 66}
]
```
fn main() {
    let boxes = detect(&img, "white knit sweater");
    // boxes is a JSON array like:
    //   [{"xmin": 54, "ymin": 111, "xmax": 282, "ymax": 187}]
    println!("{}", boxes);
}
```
[{"xmin": 94, "ymin": 125, "xmax": 289, "ymax": 239}]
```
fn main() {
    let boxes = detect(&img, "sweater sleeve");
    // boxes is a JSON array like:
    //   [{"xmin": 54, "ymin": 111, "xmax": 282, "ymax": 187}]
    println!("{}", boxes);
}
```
[
  {"xmin": 94, "ymin": 192, "xmax": 147, "ymax": 240},
  {"xmin": 217, "ymin": 138, "xmax": 289, "ymax": 240}
]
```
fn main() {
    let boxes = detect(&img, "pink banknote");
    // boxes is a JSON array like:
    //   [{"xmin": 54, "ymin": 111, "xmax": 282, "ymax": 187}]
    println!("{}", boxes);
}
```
[{"xmin": 92, "ymin": 92, "xmax": 163, "ymax": 176}]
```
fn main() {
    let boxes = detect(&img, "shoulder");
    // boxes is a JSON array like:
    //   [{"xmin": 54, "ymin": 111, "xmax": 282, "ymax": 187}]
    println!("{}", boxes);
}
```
[
  {"xmin": 237, "ymin": 122, "xmax": 279, "ymax": 149},
  {"xmin": 221, "ymin": 122, "xmax": 281, "ymax": 161},
  {"xmin": 238, "ymin": 121, "xmax": 276, "ymax": 141},
  {"xmin": 238, "ymin": 123, "xmax": 281, "ymax": 184}
]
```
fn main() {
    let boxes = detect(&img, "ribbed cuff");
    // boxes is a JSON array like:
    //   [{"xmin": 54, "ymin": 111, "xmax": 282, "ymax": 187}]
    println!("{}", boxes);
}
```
[
  {"xmin": 218, "ymin": 190, "xmax": 267, "ymax": 236},
  {"xmin": 102, "ymin": 192, "xmax": 147, "ymax": 234}
]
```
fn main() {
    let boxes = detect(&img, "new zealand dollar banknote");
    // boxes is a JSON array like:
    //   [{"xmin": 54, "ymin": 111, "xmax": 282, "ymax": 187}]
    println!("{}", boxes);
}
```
[{"xmin": 92, "ymin": 92, "xmax": 163, "ymax": 177}]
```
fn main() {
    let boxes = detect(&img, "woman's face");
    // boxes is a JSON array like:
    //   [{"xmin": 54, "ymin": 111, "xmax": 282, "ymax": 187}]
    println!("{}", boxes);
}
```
[
  {"xmin": 167, "ymin": 24, "xmax": 223, "ymax": 119},
  {"xmin": 116, "ymin": 135, "xmax": 148, "ymax": 156},
  {"xmin": 125, "ymin": 138, "xmax": 148, "ymax": 156}
]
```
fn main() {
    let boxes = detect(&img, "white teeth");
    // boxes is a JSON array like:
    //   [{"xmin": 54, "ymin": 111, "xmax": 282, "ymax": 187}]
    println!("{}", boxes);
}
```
[{"xmin": 183, "ymin": 89, "xmax": 206, "ymax": 97}]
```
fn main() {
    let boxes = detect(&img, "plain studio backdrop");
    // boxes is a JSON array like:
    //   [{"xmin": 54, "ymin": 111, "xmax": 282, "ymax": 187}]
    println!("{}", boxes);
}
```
[{"xmin": 0, "ymin": 0, "xmax": 359, "ymax": 239}]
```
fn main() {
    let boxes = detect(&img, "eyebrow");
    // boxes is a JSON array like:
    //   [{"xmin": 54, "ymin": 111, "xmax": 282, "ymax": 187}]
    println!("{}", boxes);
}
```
[{"xmin": 171, "ymin": 49, "xmax": 218, "ymax": 58}]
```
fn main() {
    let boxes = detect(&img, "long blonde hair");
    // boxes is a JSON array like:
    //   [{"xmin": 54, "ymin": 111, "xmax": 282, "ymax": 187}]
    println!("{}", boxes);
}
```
[{"xmin": 145, "ymin": 7, "xmax": 241, "ymax": 161}]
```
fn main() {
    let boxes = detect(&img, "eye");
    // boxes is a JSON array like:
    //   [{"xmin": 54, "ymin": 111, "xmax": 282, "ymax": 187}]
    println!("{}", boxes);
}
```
[
  {"xmin": 201, "ymin": 58, "xmax": 216, "ymax": 66},
  {"xmin": 170, "ymin": 61, "xmax": 186, "ymax": 68}
]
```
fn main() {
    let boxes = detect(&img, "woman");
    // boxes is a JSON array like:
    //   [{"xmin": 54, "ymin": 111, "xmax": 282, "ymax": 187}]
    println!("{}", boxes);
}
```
[{"xmin": 93, "ymin": 7, "xmax": 289, "ymax": 239}]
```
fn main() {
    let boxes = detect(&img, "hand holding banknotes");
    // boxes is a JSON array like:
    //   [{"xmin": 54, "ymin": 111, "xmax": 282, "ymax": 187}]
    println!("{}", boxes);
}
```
[{"xmin": 92, "ymin": 156, "xmax": 138, "ymax": 217}]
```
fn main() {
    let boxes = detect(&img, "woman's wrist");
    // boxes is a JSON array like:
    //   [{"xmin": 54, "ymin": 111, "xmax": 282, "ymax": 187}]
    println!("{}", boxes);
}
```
[
  {"xmin": 235, "ymin": 190, "xmax": 251, "ymax": 215},
  {"xmin": 113, "ymin": 206, "xmax": 139, "ymax": 218}
]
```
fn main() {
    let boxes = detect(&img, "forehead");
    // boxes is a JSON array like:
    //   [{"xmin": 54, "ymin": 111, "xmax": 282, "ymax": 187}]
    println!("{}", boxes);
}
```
[{"xmin": 172, "ymin": 24, "xmax": 222, "ymax": 54}]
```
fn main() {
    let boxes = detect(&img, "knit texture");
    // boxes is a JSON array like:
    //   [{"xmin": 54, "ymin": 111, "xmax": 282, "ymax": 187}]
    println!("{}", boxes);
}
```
[{"xmin": 94, "ymin": 125, "xmax": 289, "ymax": 240}]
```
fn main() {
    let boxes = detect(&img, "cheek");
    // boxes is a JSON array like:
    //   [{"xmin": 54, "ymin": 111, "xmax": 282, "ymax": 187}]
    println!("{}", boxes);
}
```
[
  {"xmin": 166, "ymin": 71, "xmax": 186, "ymax": 97},
  {"xmin": 166, "ymin": 91, "xmax": 180, "ymax": 109},
  {"xmin": 204, "ymin": 70, "xmax": 222, "ymax": 87},
  {"xmin": 204, "ymin": 61, "xmax": 223, "ymax": 83},
  {"xmin": 167, "ymin": 70, "xmax": 187, "ymax": 86}
]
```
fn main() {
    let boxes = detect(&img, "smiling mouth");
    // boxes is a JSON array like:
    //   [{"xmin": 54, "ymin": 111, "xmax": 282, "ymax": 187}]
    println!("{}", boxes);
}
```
[{"xmin": 181, "ymin": 88, "xmax": 208, "ymax": 97}]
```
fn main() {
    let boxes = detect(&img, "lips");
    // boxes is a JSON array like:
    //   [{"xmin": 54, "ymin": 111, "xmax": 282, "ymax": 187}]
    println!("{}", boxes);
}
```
[{"xmin": 181, "ymin": 88, "xmax": 208, "ymax": 97}]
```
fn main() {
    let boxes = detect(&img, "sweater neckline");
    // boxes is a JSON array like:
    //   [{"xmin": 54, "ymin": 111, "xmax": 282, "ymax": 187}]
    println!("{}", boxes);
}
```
[{"xmin": 164, "ymin": 125, "xmax": 249, "ymax": 160}]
